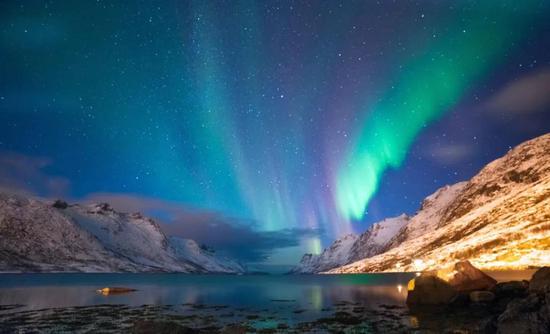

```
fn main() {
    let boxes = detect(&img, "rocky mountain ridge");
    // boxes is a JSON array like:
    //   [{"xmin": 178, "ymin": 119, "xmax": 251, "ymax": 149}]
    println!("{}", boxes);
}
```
[
  {"xmin": 0, "ymin": 194, "xmax": 245, "ymax": 273},
  {"xmin": 291, "ymin": 214, "xmax": 409, "ymax": 273}
]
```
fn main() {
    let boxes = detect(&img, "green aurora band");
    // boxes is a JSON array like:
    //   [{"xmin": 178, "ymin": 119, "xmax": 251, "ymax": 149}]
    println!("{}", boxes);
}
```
[{"xmin": 336, "ymin": 2, "xmax": 542, "ymax": 220}]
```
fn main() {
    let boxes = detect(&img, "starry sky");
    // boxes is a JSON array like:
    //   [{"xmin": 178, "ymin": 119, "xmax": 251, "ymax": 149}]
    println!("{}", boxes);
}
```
[{"xmin": 1, "ymin": 1, "xmax": 550, "ymax": 270}]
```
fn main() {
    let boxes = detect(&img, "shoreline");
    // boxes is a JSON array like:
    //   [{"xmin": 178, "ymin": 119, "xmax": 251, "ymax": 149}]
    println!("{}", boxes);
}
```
[
  {"xmin": 0, "ymin": 268, "xmax": 539, "ymax": 275},
  {"xmin": 0, "ymin": 268, "xmax": 547, "ymax": 333}
]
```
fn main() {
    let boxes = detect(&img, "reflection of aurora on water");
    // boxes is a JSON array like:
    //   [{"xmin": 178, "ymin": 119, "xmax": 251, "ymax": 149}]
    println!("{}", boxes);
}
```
[
  {"xmin": 0, "ymin": 271, "xmax": 538, "ymax": 331},
  {"xmin": 0, "ymin": 274, "xmax": 412, "ymax": 313}
]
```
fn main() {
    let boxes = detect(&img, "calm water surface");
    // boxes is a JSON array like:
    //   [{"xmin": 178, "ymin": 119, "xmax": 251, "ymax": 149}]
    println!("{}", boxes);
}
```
[
  {"xmin": 0, "ymin": 271, "xmax": 536, "ymax": 332},
  {"xmin": 0, "ymin": 271, "xmax": 535, "ymax": 311},
  {"xmin": 0, "ymin": 273, "xmax": 415, "ymax": 312}
]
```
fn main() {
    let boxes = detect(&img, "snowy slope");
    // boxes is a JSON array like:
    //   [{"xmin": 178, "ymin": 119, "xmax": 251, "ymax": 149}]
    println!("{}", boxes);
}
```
[
  {"xmin": 385, "ymin": 183, "xmax": 466, "ymax": 249},
  {"xmin": 328, "ymin": 133, "xmax": 550, "ymax": 273},
  {"xmin": 350, "ymin": 214, "xmax": 410, "ymax": 261},
  {"xmin": 0, "ymin": 195, "xmax": 244, "ymax": 273},
  {"xmin": 291, "ymin": 234, "xmax": 358, "ymax": 274},
  {"xmin": 291, "ymin": 214, "xmax": 409, "ymax": 274},
  {"xmin": 169, "ymin": 237, "xmax": 245, "ymax": 274}
]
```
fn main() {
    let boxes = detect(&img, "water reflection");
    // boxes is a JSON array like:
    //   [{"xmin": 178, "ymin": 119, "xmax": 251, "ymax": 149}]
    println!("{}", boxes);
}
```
[
  {"xmin": 0, "ymin": 271, "xmax": 533, "ymax": 313},
  {"xmin": 0, "ymin": 271, "xmax": 536, "ymax": 330},
  {"xmin": 0, "ymin": 273, "xmax": 414, "ymax": 314}
]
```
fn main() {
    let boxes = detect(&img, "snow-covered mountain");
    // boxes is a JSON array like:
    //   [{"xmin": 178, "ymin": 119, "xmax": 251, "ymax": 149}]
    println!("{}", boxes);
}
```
[
  {"xmin": 0, "ymin": 195, "xmax": 245, "ymax": 273},
  {"xmin": 169, "ymin": 237, "xmax": 245, "ymax": 273},
  {"xmin": 328, "ymin": 133, "xmax": 550, "ymax": 273},
  {"xmin": 384, "ymin": 182, "xmax": 467, "ymax": 250},
  {"xmin": 290, "ymin": 214, "xmax": 409, "ymax": 273},
  {"xmin": 290, "ymin": 234, "xmax": 358, "ymax": 274},
  {"xmin": 292, "ymin": 133, "xmax": 550, "ymax": 274}
]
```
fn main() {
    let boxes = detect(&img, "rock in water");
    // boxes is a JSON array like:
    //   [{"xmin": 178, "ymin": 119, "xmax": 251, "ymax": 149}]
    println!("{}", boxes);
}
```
[
  {"xmin": 470, "ymin": 290, "xmax": 495, "ymax": 303},
  {"xmin": 97, "ymin": 287, "xmax": 137, "ymax": 295},
  {"xmin": 406, "ymin": 274, "xmax": 457, "ymax": 306},
  {"xmin": 529, "ymin": 267, "xmax": 550, "ymax": 293},
  {"xmin": 448, "ymin": 261, "xmax": 497, "ymax": 292}
]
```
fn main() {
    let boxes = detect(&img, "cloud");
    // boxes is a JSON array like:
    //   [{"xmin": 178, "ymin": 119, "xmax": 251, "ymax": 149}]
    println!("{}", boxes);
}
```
[
  {"xmin": 426, "ymin": 143, "xmax": 476, "ymax": 165},
  {"xmin": 162, "ymin": 215, "xmax": 321, "ymax": 263},
  {"xmin": 82, "ymin": 192, "xmax": 322, "ymax": 263},
  {"xmin": 0, "ymin": 151, "xmax": 70, "ymax": 197},
  {"xmin": 485, "ymin": 68, "xmax": 550, "ymax": 116}
]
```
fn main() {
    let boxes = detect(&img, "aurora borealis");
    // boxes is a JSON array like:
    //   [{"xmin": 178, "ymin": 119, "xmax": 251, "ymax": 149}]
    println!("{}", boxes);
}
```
[
  {"xmin": 336, "ymin": 1, "xmax": 542, "ymax": 220},
  {"xmin": 1, "ymin": 1, "xmax": 550, "ymax": 267}
]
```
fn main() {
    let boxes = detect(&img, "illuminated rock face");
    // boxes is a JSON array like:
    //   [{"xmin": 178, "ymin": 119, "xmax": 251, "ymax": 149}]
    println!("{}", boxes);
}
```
[
  {"xmin": 327, "ymin": 133, "xmax": 550, "ymax": 273},
  {"xmin": 447, "ymin": 261, "xmax": 497, "ymax": 292},
  {"xmin": 406, "ymin": 275, "xmax": 457, "ymax": 306}
]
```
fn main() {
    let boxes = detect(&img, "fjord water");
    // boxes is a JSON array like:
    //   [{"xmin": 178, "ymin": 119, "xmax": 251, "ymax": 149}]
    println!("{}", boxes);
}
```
[
  {"xmin": 0, "ymin": 273, "xmax": 414, "ymax": 313},
  {"xmin": 0, "ymin": 271, "xmax": 537, "ymax": 332},
  {"xmin": 0, "ymin": 271, "xmax": 534, "ymax": 312}
]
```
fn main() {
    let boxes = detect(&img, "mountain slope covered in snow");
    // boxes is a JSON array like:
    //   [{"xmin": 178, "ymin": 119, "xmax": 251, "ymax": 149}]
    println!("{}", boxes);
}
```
[
  {"xmin": 0, "ymin": 195, "xmax": 244, "ymax": 273},
  {"xmin": 329, "ymin": 133, "xmax": 550, "ymax": 273},
  {"xmin": 291, "ymin": 214, "xmax": 409, "ymax": 273}
]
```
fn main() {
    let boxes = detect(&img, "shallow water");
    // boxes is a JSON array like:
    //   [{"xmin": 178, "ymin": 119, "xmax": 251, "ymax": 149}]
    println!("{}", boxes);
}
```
[{"xmin": 0, "ymin": 271, "xmax": 536, "ymax": 333}]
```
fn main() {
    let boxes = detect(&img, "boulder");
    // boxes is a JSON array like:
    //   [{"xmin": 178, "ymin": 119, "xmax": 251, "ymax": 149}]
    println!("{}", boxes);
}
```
[
  {"xmin": 529, "ymin": 267, "xmax": 550, "ymax": 293},
  {"xmin": 470, "ymin": 290, "xmax": 495, "ymax": 303},
  {"xmin": 96, "ymin": 287, "xmax": 137, "ymax": 295},
  {"xmin": 406, "ymin": 274, "xmax": 457, "ymax": 306},
  {"xmin": 448, "ymin": 261, "xmax": 497, "ymax": 292},
  {"xmin": 496, "ymin": 293, "xmax": 549, "ymax": 334},
  {"xmin": 492, "ymin": 281, "xmax": 529, "ymax": 299}
]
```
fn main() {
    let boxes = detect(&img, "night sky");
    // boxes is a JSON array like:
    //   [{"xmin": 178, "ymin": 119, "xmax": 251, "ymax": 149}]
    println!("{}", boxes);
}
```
[{"xmin": 1, "ymin": 1, "xmax": 550, "ymax": 269}]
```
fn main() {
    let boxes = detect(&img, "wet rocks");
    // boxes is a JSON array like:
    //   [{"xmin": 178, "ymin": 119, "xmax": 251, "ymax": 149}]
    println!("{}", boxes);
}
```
[
  {"xmin": 221, "ymin": 324, "xmax": 253, "ymax": 334},
  {"xmin": 317, "ymin": 311, "xmax": 363, "ymax": 326},
  {"xmin": 529, "ymin": 267, "xmax": 550, "ymax": 293},
  {"xmin": 405, "ymin": 263, "xmax": 550, "ymax": 332},
  {"xmin": 132, "ymin": 320, "xmax": 195, "ymax": 334},
  {"xmin": 448, "ymin": 261, "xmax": 497, "ymax": 292},
  {"xmin": 276, "ymin": 323, "xmax": 289, "ymax": 330},
  {"xmin": 406, "ymin": 274, "xmax": 457, "ymax": 306},
  {"xmin": 470, "ymin": 291, "xmax": 495, "ymax": 303}
]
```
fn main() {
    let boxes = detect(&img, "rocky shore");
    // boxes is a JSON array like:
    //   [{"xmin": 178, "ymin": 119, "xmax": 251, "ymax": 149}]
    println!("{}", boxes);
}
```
[
  {"xmin": 0, "ymin": 301, "xmax": 412, "ymax": 333},
  {"xmin": 0, "ymin": 265, "xmax": 547, "ymax": 333},
  {"xmin": 406, "ymin": 261, "xmax": 550, "ymax": 333}
]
